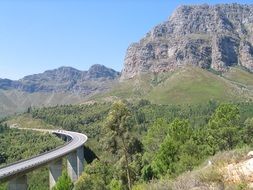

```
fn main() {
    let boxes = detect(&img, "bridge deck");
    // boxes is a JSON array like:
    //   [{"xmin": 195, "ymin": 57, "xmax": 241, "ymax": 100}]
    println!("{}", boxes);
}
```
[{"xmin": 0, "ymin": 130, "xmax": 87, "ymax": 182}]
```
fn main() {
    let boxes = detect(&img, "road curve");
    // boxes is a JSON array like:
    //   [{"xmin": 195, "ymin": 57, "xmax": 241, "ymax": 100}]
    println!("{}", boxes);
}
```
[{"xmin": 0, "ymin": 129, "xmax": 87, "ymax": 182}]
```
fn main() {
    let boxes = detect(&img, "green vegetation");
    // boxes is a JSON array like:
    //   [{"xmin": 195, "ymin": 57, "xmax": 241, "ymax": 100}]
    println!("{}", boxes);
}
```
[
  {"xmin": 0, "ymin": 125, "xmax": 63, "ymax": 166},
  {"xmin": 93, "ymin": 66, "xmax": 253, "ymax": 105},
  {"xmin": 223, "ymin": 67, "xmax": 253, "ymax": 86},
  {"xmin": 134, "ymin": 147, "xmax": 251, "ymax": 190},
  {"xmin": 5, "ymin": 114, "xmax": 55, "ymax": 129},
  {"xmin": 0, "ymin": 89, "xmax": 87, "ymax": 118},
  {"xmin": 105, "ymin": 100, "xmax": 134, "ymax": 189},
  {"xmin": 0, "ymin": 123, "xmax": 64, "ymax": 190},
  {"xmin": 75, "ymin": 159, "xmax": 113, "ymax": 190},
  {"xmin": 1, "ymin": 66, "xmax": 253, "ymax": 119},
  {"xmin": 52, "ymin": 171, "xmax": 73, "ymax": 190},
  {"xmin": 5, "ymin": 99, "xmax": 253, "ymax": 189},
  {"xmin": 147, "ymin": 67, "xmax": 237, "ymax": 104},
  {"xmin": 2, "ymin": 66, "xmax": 253, "ymax": 189}
]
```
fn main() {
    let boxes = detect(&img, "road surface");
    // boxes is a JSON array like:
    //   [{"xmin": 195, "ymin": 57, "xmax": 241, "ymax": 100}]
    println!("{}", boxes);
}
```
[{"xmin": 0, "ymin": 129, "xmax": 87, "ymax": 181}]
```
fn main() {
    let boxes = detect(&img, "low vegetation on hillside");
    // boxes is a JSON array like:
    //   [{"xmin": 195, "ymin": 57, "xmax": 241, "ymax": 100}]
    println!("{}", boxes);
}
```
[
  {"xmin": 1, "ymin": 66, "xmax": 252, "ymax": 119},
  {"xmin": 93, "ymin": 67, "xmax": 253, "ymax": 105}
]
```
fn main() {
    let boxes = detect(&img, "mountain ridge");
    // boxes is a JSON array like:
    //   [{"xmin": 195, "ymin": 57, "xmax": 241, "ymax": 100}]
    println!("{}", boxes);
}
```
[
  {"xmin": 0, "ymin": 64, "xmax": 120, "ymax": 93},
  {"xmin": 1, "ymin": 3, "xmax": 253, "ymax": 118}
]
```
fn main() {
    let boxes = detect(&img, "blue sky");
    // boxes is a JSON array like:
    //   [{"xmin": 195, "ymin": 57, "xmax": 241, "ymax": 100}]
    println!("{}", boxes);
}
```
[{"xmin": 0, "ymin": 0, "xmax": 252, "ymax": 79}]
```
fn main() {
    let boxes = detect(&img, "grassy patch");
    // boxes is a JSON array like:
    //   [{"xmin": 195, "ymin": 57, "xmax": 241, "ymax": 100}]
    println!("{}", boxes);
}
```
[
  {"xmin": 223, "ymin": 67, "xmax": 253, "ymax": 87},
  {"xmin": 93, "ymin": 66, "xmax": 252, "ymax": 105},
  {"xmin": 147, "ymin": 66, "xmax": 238, "ymax": 104},
  {"xmin": 5, "ymin": 114, "xmax": 55, "ymax": 129}
]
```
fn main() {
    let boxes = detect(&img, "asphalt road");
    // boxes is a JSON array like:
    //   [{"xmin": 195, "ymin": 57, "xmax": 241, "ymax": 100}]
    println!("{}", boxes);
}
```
[{"xmin": 0, "ymin": 129, "xmax": 87, "ymax": 181}]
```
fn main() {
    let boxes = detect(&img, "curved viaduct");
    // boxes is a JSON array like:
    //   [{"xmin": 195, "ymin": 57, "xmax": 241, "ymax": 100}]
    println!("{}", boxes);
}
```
[{"xmin": 0, "ymin": 129, "xmax": 88, "ymax": 190}]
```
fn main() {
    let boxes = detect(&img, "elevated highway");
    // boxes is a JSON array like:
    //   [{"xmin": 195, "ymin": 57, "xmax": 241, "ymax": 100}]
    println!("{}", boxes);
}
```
[{"xmin": 0, "ymin": 128, "xmax": 88, "ymax": 190}]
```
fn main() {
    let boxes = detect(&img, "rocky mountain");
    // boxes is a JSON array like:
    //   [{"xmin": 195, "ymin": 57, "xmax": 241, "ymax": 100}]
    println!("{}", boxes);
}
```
[
  {"xmin": 1, "ymin": 3, "xmax": 253, "ymax": 118},
  {"xmin": 121, "ymin": 3, "xmax": 253, "ymax": 79},
  {"xmin": 0, "ymin": 64, "xmax": 120, "ymax": 94}
]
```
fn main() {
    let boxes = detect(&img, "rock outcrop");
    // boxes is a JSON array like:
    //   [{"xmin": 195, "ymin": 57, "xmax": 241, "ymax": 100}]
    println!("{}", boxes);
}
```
[
  {"xmin": 224, "ymin": 151, "xmax": 253, "ymax": 184},
  {"xmin": 121, "ymin": 3, "xmax": 253, "ymax": 79},
  {"xmin": 0, "ymin": 64, "xmax": 120, "ymax": 94}
]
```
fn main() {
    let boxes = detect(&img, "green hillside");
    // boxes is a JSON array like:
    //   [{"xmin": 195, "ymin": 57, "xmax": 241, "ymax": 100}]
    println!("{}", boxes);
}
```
[
  {"xmin": 223, "ymin": 67, "xmax": 253, "ymax": 87},
  {"xmin": 1, "ymin": 66, "xmax": 253, "ymax": 118},
  {"xmin": 93, "ymin": 66, "xmax": 253, "ymax": 104},
  {"xmin": 147, "ymin": 66, "xmax": 237, "ymax": 104},
  {"xmin": 0, "ymin": 90, "xmax": 88, "ymax": 118}
]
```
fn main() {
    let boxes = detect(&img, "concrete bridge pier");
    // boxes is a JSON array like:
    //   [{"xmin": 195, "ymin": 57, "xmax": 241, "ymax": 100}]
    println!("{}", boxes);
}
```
[
  {"xmin": 8, "ymin": 175, "xmax": 27, "ymax": 190},
  {"xmin": 67, "ymin": 151, "xmax": 78, "ymax": 182},
  {"xmin": 77, "ymin": 146, "xmax": 84, "ymax": 176},
  {"xmin": 49, "ymin": 159, "xmax": 62, "ymax": 189},
  {"xmin": 66, "ymin": 136, "xmax": 72, "ymax": 142}
]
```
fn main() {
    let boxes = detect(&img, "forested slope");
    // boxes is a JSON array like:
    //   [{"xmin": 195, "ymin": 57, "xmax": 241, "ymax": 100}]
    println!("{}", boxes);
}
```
[
  {"xmin": 5, "ymin": 100, "xmax": 253, "ymax": 189},
  {"xmin": 0, "ymin": 124, "xmax": 64, "ymax": 190}
]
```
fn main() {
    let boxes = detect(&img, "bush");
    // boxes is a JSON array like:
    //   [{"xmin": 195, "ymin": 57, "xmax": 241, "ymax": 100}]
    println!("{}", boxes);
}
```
[{"xmin": 52, "ymin": 171, "xmax": 73, "ymax": 190}]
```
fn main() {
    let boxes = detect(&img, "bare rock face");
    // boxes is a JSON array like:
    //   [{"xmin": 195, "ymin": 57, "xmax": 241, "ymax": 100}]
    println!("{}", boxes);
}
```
[
  {"xmin": 121, "ymin": 3, "xmax": 253, "ymax": 79},
  {"xmin": 224, "ymin": 153, "xmax": 253, "ymax": 184}
]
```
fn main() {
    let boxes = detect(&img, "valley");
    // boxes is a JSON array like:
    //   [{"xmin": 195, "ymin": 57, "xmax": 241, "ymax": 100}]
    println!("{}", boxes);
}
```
[
  {"xmin": 2, "ymin": 100, "xmax": 253, "ymax": 189},
  {"xmin": 1, "ymin": 66, "xmax": 253, "ymax": 119}
]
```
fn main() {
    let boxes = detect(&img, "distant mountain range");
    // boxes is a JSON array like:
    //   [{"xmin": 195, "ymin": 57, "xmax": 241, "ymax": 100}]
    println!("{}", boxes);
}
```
[
  {"xmin": 0, "ymin": 64, "xmax": 119, "ymax": 94},
  {"xmin": 1, "ymin": 3, "xmax": 253, "ymax": 118}
]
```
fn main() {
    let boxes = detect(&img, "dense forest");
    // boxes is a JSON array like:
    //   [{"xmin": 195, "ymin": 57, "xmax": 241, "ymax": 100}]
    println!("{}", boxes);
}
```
[
  {"xmin": 0, "ymin": 124, "xmax": 64, "ymax": 190},
  {"xmin": 25, "ymin": 100, "xmax": 253, "ymax": 189}
]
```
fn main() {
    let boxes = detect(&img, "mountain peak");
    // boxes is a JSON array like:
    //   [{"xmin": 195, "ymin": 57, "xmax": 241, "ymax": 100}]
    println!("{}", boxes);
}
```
[
  {"xmin": 88, "ymin": 64, "xmax": 107, "ymax": 70},
  {"xmin": 56, "ymin": 66, "xmax": 80, "ymax": 72},
  {"xmin": 121, "ymin": 3, "xmax": 253, "ymax": 79},
  {"xmin": 87, "ymin": 64, "xmax": 120, "ymax": 79}
]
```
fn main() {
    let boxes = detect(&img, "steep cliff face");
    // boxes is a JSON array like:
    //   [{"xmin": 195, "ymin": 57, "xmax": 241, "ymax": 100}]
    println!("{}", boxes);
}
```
[{"xmin": 121, "ymin": 4, "xmax": 253, "ymax": 79}]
